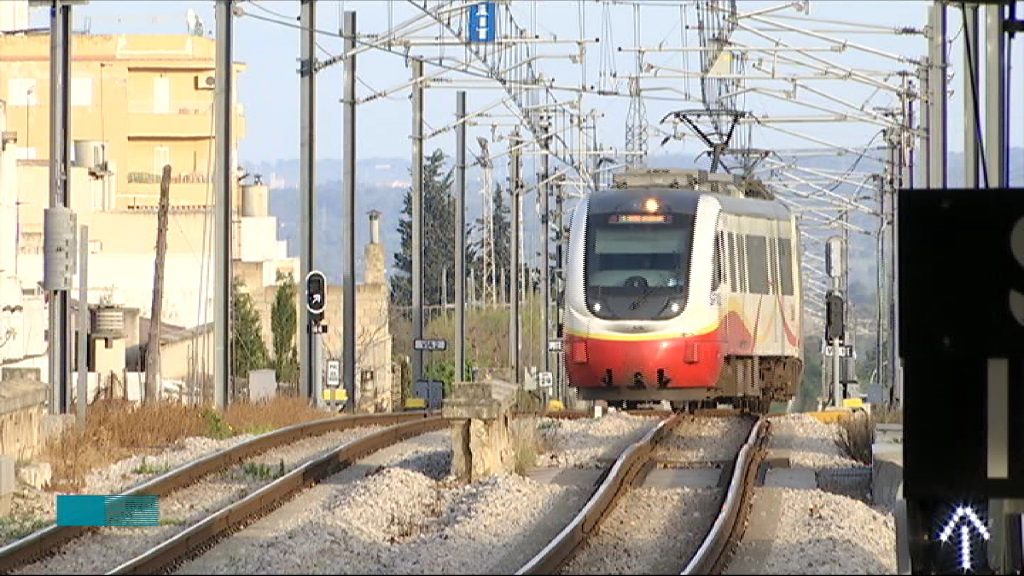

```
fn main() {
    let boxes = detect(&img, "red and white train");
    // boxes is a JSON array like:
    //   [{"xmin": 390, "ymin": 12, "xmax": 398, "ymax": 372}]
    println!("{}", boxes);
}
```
[{"xmin": 562, "ymin": 169, "xmax": 803, "ymax": 411}]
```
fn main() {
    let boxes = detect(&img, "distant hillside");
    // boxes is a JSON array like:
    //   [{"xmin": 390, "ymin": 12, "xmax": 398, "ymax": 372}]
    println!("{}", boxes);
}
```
[{"xmin": 259, "ymin": 148, "xmax": 1024, "ymax": 289}]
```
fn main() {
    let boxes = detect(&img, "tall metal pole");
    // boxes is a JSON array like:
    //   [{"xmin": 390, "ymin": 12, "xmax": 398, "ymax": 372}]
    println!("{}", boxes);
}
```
[
  {"xmin": 46, "ymin": 0, "xmax": 72, "ymax": 414},
  {"xmin": 540, "ymin": 120, "xmax": 551, "ymax": 380},
  {"xmin": 342, "ymin": 11, "xmax": 357, "ymax": 411},
  {"xmin": 509, "ymin": 131, "xmax": 521, "ymax": 384},
  {"xmin": 985, "ymin": 1, "xmax": 1006, "ymax": 188},
  {"xmin": 916, "ymin": 63, "xmax": 931, "ymax": 188},
  {"xmin": 927, "ymin": 1, "xmax": 947, "ymax": 188},
  {"xmin": 455, "ymin": 91, "xmax": 467, "ymax": 383},
  {"xmin": 76, "ymin": 225, "xmax": 87, "ymax": 428},
  {"xmin": 555, "ymin": 178, "xmax": 566, "ymax": 402},
  {"xmin": 299, "ymin": 0, "xmax": 316, "ymax": 402},
  {"xmin": 412, "ymin": 58, "xmax": 425, "ymax": 384},
  {"xmin": 214, "ymin": 0, "xmax": 234, "ymax": 409},
  {"xmin": 963, "ymin": 2, "xmax": 980, "ymax": 188}
]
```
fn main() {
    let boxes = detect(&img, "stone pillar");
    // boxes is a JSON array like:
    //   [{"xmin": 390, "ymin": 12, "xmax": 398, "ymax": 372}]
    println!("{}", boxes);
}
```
[{"xmin": 442, "ymin": 379, "xmax": 517, "ymax": 482}]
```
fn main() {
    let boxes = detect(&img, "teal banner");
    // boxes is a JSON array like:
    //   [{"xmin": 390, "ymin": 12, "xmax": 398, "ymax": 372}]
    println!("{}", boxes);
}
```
[{"xmin": 56, "ymin": 495, "xmax": 160, "ymax": 527}]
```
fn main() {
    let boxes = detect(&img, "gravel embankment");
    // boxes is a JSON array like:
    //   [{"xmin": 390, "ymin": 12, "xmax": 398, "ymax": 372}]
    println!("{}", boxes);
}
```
[
  {"xmin": 744, "ymin": 488, "xmax": 896, "ymax": 575},
  {"xmin": 562, "ymin": 415, "xmax": 751, "ymax": 574},
  {"xmin": 1, "ymin": 435, "xmax": 254, "ymax": 547},
  {"xmin": 725, "ymin": 413, "xmax": 895, "ymax": 575},
  {"xmin": 768, "ymin": 414, "xmax": 861, "ymax": 469},
  {"xmin": 14, "ymin": 427, "xmax": 382, "ymax": 575},
  {"xmin": 536, "ymin": 411, "xmax": 659, "ymax": 468},
  {"xmin": 180, "ymin": 414, "xmax": 665, "ymax": 574}
]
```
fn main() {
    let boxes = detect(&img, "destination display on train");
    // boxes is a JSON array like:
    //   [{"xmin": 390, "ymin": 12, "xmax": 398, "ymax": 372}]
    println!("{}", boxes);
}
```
[{"xmin": 608, "ymin": 214, "xmax": 671, "ymax": 224}]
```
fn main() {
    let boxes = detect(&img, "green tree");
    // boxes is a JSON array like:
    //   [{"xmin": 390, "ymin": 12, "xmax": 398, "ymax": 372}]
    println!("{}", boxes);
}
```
[
  {"xmin": 231, "ymin": 278, "xmax": 269, "ymax": 379},
  {"xmin": 270, "ymin": 272, "xmax": 299, "ymax": 385},
  {"xmin": 391, "ymin": 149, "xmax": 456, "ymax": 307}
]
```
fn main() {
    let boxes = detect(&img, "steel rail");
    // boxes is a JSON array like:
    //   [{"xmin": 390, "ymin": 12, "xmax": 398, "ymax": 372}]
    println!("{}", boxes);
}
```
[
  {"xmin": 107, "ymin": 415, "xmax": 447, "ymax": 575},
  {"xmin": 0, "ymin": 411, "xmax": 433, "ymax": 574}
]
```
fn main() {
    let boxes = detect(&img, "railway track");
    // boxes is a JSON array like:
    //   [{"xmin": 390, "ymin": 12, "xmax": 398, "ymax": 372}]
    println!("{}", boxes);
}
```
[
  {"xmin": 517, "ymin": 410, "xmax": 769, "ymax": 575},
  {"xmin": 0, "ymin": 411, "xmax": 442, "ymax": 575}
]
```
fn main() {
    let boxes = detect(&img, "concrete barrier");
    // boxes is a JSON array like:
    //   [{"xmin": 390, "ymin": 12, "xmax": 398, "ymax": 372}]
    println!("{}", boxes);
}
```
[
  {"xmin": 442, "ymin": 379, "xmax": 518, "ymax": 482},
  {"xmin": 872, "ymin": 442, "xmax": 903, "ymax": 509},
  {"xmin": 0, "ymin": 379, "xmax": 47, "ymax": 461},
  {"xmin": 871, "ymin": 423, "xmax": 903, "ymax": 509},
  {"xmin": 0, "ymin": 455, "xmax": 13, "ymax": 516}
]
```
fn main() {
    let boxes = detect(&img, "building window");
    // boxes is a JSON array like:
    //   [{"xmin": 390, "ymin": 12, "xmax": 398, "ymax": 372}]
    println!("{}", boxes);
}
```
[
  {"xmin": 154, "ymin": 146, "xmax": 170, "ymax": 173},
  {"xmin": 70, "ymin": 77, "xmax": 93, "ymax": 107},
  {"xmin": 153, "ymin": 77, "xmax": 170, "ymax": 114},
  {"xmin": 7, "ymin": 78, "xmax": 37, "ymax": 106}
]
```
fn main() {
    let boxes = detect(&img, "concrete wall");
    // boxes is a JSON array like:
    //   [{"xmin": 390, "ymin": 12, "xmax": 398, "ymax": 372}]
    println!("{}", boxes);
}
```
[{"xmin": 0, "ymin": 379, "xmax": 46, "ymax": 461}]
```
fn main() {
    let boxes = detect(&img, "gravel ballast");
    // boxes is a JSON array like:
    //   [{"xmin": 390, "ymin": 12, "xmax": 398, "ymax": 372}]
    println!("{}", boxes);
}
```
[
  {"xmin": 725, "ymin": 413, "xmax": 896, "ymax": 575},
  {"xmin": 769, "ymin": 414, "xmax": 862, "ymax": 469},
  {"xmin": 742, "ymin": 488, "xmax": 897, "ymax": 575},
  {"xmin": 178, "ymin": 414, "xmax": 670, "ymax": 574},
  {"xmin": 560, "ymin": 415, "xmax": 751, "ymax": 574},
  {"xmin": 1, "ymin": 434, "xmax": 253, "ymax": 548},
  {"xmin": 536, "ymin": 411, "xmax": 658, "ymax": 468},
  {"xmin": 13, "ymin": 427, "xmax": 381, "ymax": 575}
]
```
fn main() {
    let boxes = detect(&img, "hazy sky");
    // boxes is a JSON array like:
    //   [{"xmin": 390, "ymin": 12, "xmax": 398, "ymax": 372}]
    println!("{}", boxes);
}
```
[{"xmin": 29, "ymin": 0, "xmax": 1024, "ymax": 167}]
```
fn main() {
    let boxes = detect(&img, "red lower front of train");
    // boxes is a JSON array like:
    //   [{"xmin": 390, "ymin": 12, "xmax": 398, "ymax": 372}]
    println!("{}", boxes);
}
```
[{"xmin": 564, "ymin": 330, "xmax": 724, "ymax": 390}]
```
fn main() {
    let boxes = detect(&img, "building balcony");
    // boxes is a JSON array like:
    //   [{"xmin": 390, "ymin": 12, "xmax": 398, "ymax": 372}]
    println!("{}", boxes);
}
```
[
  {"xmin": 122, "ymin": 172, "xmax": 215, "ymax": 207},
  {"xmin": 126, "ymin": 101, "xmax": 246, "ymax": 139}
]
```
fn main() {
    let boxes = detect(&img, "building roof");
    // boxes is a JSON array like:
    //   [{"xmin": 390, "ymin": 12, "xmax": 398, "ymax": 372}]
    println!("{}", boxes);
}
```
[{"xmin": 139, "ymin": 317, "xmax": 213, "ymax": 347}]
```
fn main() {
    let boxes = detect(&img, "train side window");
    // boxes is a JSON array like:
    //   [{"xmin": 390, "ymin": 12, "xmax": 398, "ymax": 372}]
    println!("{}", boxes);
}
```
[
  {"xmin": 779, "ymin": 238, "xmax": 794, "ymax": 296},
  {"xmin": 747, "ymin": 234, "xmax": 769, "ymax": 294},
  {"xmin": 727, "ymin": 232, "xmax": 736, "ymax": 291},
  {"xmin": 741, "ymin": 233, "xmax": 749, "ymax": 291},
  {"xmin": 712, "ymin": 231, "xmax": 724, "ymax": 289}
]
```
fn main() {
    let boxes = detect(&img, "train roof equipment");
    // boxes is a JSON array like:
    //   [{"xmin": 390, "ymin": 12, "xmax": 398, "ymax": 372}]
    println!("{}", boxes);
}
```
[{"xmin": 610, "ymin": 167, "xmax": 774, "ymax": 201}]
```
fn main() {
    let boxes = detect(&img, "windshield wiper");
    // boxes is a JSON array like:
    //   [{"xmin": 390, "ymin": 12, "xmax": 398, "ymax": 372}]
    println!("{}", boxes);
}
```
[{"xmin": 629, "ymin": 282, "xmax": 652, "ymax": 310}]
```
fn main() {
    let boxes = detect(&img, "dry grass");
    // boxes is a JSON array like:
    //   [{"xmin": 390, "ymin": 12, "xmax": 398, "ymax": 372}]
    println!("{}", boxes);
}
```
[
  {"xmin": 509, "ymin": 416, "xmax": 547, "ymax": 475},
  {"xmin": 42, "ymin": 397, "xmax": 331, "ymax": 491},
  {"xmin": 835, "ymin": 406, "xmax": 903, "ymax": 465},
  {"xmin": 223, "ymin": 396, "xmax": 328, "ymax": 435},
  {"xmin": 836, "ymin": 411, "xmax": 872, "ymax": 465}
]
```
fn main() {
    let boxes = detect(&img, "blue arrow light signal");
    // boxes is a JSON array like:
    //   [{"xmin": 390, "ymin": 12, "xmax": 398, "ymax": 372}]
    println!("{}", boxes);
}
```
[{"xmin": 937, "ymin": 505, "xmax": 991, "ymax": 572}]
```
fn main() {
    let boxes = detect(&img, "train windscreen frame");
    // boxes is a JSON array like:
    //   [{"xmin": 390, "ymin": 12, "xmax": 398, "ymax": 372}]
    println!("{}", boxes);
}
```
[{"xmin": 583, "ymin": 210, "xmax": 696, "ymax": 320}]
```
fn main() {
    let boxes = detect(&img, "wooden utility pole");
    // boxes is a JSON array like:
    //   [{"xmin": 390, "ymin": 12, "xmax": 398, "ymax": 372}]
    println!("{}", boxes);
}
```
[{"xmin": 145, "ymin": 165, "xmax": 172, "ymax": 404}]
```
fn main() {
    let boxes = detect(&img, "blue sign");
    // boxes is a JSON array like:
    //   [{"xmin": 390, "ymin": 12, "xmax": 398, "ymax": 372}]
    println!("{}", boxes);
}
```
[
  {"xmin": 468, "ymin": 2, "xmax": 496, "ymax": 43},
  {"xmin": 57, "ymin": 495, "xmax": 160, "ymax": 527}
]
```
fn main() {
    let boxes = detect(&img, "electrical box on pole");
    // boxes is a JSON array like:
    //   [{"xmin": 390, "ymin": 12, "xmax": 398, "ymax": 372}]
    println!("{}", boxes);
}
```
[
  {"xmin": 826, "ymin": 290, "xmax": 845, "ymax": 342},
  {"xmin": 826, "ymin": 236, "xmax": 844, "ymax": 279}
]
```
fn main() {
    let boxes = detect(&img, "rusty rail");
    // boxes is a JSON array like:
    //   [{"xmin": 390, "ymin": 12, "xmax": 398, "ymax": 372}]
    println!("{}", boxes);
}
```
[
  {"xmin": 515, "ymin": 413, "xmax": 682, "ymax": 575},
  {"xmin": 107, "ymin": 415, "xmax": 446, "ymax": 574},
  {"xmin": 0, "ymin": 411, "xmax": 434, "ymax": 574},
  {"xmin": 681, "ymin": 418, "xmax": 770, "ymax": 575}
]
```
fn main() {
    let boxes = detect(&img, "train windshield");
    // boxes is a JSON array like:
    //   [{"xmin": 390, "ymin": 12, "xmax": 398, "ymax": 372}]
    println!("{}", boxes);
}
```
[{"xmin": 584, "ymin": 212, "xmax": 696, "ymax": 319}]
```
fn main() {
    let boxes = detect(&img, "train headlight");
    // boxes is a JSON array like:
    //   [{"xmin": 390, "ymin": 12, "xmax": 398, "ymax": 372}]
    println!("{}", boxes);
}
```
[
  {"xmin": 644, "ymin": 198, "xmax": 660, "ymax": 213},
  {"xmin": 657, "ymin": 297, "xmax": 686, "ymax": 319}
]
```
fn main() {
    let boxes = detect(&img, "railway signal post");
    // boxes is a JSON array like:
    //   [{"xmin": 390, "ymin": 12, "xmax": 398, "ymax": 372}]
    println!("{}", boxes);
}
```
[
  {"xmin": 826, "ymin": 236, "xmax": 846, "ymax": 408},
  {"xmin": 305, "ymin": 271, "xmax": 327, "ymax": 408},
  {"xmin": 899, "ymin": 187, "xmax": 1024, "ymax": 574}
]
